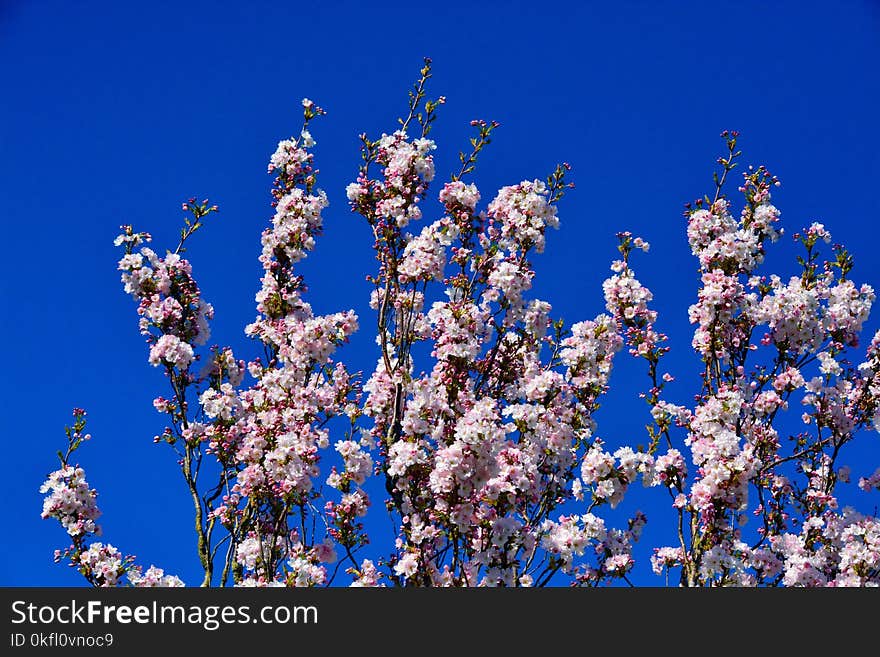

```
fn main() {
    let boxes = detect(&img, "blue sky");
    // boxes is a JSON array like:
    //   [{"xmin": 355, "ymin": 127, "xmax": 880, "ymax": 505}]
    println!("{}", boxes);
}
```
[{"xmin": 2, "ymin": 0, "xmax": 879, "ymax": 586}]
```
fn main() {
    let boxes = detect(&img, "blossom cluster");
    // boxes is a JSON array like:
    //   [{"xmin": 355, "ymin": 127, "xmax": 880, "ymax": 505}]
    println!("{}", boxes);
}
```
[
  {"xmin": 41, "ymin": 413, "xmax": 185, "ymax": 587},
  {"xmin": 116, "ymin": 228, "xmax": 214, "ymax": 372},
  {"xmin": 116, "ymin": 100, "xmax": 363, "ymax": 586},
  {"xmin": 45, "ymin": 69, "xmax": 880, "ymax": 588},
  {"xmin": 40, "ymin": 466, "xmax": 101, "ymax": 537},
  {"xmin": 346, "ymin": 71, "xmax": 639, "ymax": 586}
]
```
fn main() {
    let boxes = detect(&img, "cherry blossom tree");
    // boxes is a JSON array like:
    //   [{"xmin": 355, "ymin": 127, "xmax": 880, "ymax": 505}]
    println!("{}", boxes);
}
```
[{"xmin": 42, "ymin": 59, "xmax": 880, "ymax": 587}]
